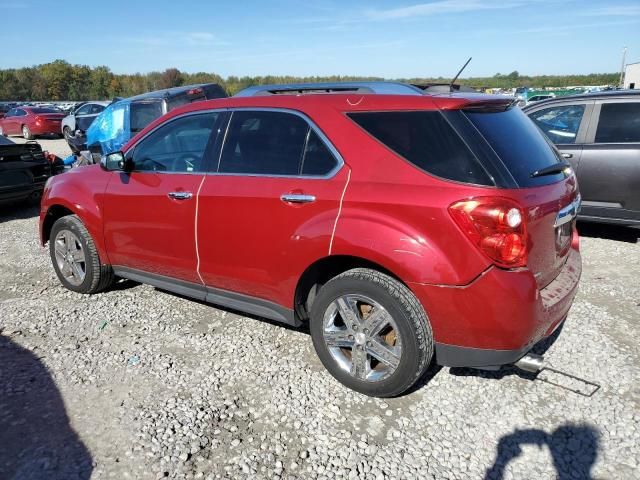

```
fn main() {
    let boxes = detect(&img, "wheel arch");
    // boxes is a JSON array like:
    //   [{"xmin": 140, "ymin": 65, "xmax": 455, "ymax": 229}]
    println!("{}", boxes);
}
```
[
  {"xmin": 41, "ymin": 204, "xmax": 75, "ymax": 245},
  {"xmin": 294, "ymin": 254, "xmax": 407, "ymax": 324}
]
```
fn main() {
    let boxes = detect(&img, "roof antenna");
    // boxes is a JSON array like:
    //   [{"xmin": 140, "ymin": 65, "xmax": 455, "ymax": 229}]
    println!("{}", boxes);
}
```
[{"xmin": 449, "ymin": 57, "xmax": 472, "ymax": 92}]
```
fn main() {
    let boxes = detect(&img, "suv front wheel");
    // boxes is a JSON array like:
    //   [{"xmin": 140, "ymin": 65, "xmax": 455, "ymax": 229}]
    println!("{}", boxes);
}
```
[
  {"xmin": 49, "ymin": 215, "xmax": 114, "ymax": 294},
  {"xmin": 310, "ymin": 268, "xmax": 434, "ymax": 397}
]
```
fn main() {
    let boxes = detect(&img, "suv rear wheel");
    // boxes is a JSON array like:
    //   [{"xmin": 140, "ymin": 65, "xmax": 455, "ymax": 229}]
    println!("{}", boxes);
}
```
[
  {"xmin": 49, "ymin": 215, "xmax": 114, "ymax": 294},
  {"xmin": 310, "ymin": 268, "xmax": 433, "ymax": 397}
]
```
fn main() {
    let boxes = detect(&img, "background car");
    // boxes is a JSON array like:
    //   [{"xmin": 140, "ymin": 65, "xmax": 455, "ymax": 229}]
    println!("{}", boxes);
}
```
[
  {"xmin": 526, "ymin": 94, "xmax": 555, "ymax": 105},
  {"xmin": 524, "ymin": 90, "xmax": 640, "ymax": 225},
  {"xmin": 77, "ymin": 83, "xmax": 227, "ymax": 157},
  {"xmin": 0, "ymin": 106, "xmax": 65, "ymax": 139},
  {"xmin": 0, "ymin": 135, "xmax": 51, "ymax": 206},
  {"xmin": 61, "ymin": 101, "xmax": 109, "ymax": 137}
]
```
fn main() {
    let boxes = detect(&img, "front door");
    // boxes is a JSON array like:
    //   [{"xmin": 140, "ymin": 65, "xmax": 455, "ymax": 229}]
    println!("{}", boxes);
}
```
[
  {"xmin": 197, "ymin": 109, "xmax": 348, "ymax": 308},
  {"xmin": 527, "ymin": 101, "xmax": 594, "ymax": 172},
  {"xmin": 102, "ymin": 111, "xmax": 222, "ymax": 283}
]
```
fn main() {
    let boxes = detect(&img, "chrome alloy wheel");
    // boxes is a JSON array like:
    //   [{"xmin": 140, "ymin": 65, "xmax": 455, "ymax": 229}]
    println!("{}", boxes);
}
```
[
  {"xmin": 322, "ymin": 294, "xmax": 402, "ymax": 382},
  {"xmin": 54, "ymin": 229, "xmax": 86, "ymax": 286}
]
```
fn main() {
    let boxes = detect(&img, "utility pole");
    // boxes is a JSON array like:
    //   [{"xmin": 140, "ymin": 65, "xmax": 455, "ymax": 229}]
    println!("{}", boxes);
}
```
[{"xmin": 619, "ymin": 46, "xmax": 627, "ymax": 88}]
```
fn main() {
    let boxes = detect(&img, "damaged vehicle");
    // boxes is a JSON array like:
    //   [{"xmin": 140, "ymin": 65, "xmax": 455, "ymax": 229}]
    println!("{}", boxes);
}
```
[
  {"xmin": 64, "ymin": 83, "xmax": 227, "ymax": 164},
  {"xmin": 0, "ymin": 136, "xmax": 52, "ymax": 206}
]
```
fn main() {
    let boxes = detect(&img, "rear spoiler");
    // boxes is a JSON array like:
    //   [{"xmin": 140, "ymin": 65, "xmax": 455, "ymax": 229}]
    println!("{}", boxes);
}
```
[{"xmin": 432, "ymin": 94, "xmax": 517, "ymax": 112}]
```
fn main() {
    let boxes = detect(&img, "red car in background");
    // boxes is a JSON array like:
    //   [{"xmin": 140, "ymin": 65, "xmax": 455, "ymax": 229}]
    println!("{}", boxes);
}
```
[{"xmin": 0, "ymin": 107, "xmax": 65, "ymax": 139}]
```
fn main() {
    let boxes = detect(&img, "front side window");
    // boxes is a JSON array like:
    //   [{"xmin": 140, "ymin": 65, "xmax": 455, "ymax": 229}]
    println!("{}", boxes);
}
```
[
  {"xmin": 595, "ymin": 102, "xmax": 640, "ymax": 143},
  {"xmin": 528, "ymin": 104, "xmax": 585, "ymax": 144},
  {"xmin": 219, "ymin": 110, "xmax": 337, "ymax": 176},
  {"xmin": 75, "ymin": 104, "xmax": 91, "ymax": 116},
  {"xmin": 131, "ymin": 113, "xmax": 219, "ymax": 173},
  {"xmin": 348, "ymin": 111, "xmax": 492, "ymax": 186}
]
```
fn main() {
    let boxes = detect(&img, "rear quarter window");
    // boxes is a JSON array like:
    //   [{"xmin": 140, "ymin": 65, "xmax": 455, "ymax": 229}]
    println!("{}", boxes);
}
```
[
  {"xmin": 347, "ymin": 111, "xmax": 493, "ymax": 186},
  {"xmin": 466, "ymin": 107, "xmax": 565, "ymax": 187}
]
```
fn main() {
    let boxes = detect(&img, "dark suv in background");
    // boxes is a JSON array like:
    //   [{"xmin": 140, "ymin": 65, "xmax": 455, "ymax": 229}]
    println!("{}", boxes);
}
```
[{"xmin": 524, "ymin": 90, "xmax": 640, "ymax": 225}]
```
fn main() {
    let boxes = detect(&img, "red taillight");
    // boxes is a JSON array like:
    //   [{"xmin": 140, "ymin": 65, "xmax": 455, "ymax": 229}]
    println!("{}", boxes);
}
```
[
  {"xmin": 449, "ymin": 197, "xmax": 528, "ymax": 268},
  {"xmin": 187, "ymin": 88, "xmax": 203, "ymax": 95}
]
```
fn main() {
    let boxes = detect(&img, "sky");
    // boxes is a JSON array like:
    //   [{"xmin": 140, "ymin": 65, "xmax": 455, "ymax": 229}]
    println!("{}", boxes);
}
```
[{"xmin": 0, "ymin": 0, "xmax": 638, "ymax": 78}]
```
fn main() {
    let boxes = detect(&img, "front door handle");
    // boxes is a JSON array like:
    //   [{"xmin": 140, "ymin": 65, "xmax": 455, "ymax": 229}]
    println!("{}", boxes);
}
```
[
  {"xmin": 561, "ymin": 152, "xmax": 573, "ymax": 159},
  {"xmin": 168, "ymin": 191, "xmax": 193, "ymax": 200},
  {"xmin": 280, "ymin": 193, "xmax": 316, "ymax": 204}
]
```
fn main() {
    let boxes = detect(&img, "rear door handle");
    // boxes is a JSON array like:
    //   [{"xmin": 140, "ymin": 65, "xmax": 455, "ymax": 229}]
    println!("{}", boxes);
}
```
[
  {"xmin": 561, "ymin": 153, "xmax": 573, "ymax": 159},
  {"xmin": 168, "ymin": 191, "xmax": 193, "ymax": 200},
  {"xmin": 280, "ymin": 193, "xmax": 316, "ymax": 204}
]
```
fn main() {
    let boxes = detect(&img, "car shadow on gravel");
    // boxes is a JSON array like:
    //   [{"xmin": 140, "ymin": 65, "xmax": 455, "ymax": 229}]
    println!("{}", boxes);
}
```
[
  {"xmin": 577, "ymin": 221, "xmax": 640, "ymax": 243},
  {"xmin": 485, "ymin": 423, "xmax": 599, "ymax": 479},
  {"xmin": 0, "ymin": 204, "xmax": 40, "ymax": 224},
  {"xmin": 0, "ymin": 335, "xmax": 93, "ymax": 479}
]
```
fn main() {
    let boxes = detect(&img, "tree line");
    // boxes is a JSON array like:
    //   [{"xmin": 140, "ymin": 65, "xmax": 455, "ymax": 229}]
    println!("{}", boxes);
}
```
[{"xmin": 0, "ymin": 60, "xmax": 621, "ymax": 101}]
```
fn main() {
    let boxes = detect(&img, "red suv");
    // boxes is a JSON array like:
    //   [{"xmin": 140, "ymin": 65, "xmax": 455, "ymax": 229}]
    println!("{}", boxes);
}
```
[{"xmin": 39, "ymin": 82, "xmax": 582, "ymax": 397}]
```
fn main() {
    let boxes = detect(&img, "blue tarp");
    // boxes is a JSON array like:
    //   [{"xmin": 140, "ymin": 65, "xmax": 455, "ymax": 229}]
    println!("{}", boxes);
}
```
[{"xmin": 86, "ymin": 100, "xmax": 131, "ymax": 155}]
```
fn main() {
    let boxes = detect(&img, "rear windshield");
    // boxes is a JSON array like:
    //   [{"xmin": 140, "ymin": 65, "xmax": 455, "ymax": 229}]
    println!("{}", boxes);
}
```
[
  {"xmin": 466, "ymin": 107, "xmax": 565, "ymax": 187},
  {"xmin": 30, "ymin": 107, "xmax": 60, "ymax": 114},
  {"xmin": 347, "ymin": 111, "xmax": 493, "ymax": 186}
]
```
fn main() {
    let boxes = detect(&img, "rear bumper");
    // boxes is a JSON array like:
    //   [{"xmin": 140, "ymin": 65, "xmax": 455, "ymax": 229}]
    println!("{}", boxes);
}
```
[
  {"xmin": 410, "ymin": 245, "xmax": 581, "ymax": 367},
  {"xmin": 31, "ymin": 123, "xmax": 62, "ymax": 135}
]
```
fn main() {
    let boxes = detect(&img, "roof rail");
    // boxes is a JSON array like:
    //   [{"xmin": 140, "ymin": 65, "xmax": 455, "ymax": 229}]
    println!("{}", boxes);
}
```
[{"xmin": 234, "ymin": 81, "xmax": 424, "ymax": 97}]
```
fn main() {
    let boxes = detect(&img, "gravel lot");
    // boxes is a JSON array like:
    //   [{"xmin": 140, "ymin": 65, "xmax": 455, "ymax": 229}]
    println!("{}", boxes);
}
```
[{"xmin": 1, "ymin": 138, "xmax": 639, "ymax": 479}]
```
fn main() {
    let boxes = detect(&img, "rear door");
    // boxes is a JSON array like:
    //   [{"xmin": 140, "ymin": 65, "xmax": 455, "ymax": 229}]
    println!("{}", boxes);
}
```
[
  {"xmin": 526, "ymin": 100, "xmax": 594, "ymax": 171},
  {"xmin": 197, "ymin": 109, "xmax": 348, "ymax": 308},
  {"xmin": 102, "ymin": 111, "xmax": 223, "ymax": 283},
  {"xmin": 577, "ymin": 99, "xmax": 640, "ymax": 222}
]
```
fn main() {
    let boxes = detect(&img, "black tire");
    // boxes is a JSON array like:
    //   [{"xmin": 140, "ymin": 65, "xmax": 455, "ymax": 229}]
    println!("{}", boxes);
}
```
[
  {"xmin": 310, "ymin": 268, "xmax": 433, "ymax": 397},
  {"xmin": 22, "ymin": 125, "xmax": 34, "ymax": 140},
  {"xmin": 49, "ymin": 215, "xmax": 115, "ymax": 294}
]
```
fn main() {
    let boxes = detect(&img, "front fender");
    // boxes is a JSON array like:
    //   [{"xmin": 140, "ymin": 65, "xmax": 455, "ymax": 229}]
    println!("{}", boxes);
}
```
[{"xmin": 40, "ymin": 165, "xmax": 112, "ymax": 264}]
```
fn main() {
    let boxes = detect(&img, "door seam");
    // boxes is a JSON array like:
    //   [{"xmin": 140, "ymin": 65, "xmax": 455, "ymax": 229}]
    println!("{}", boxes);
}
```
[
  {"xmin": 195, "ymin": 175, "xmax": 207, "ymax": 285},
  {"xmin": 329, "ymin": 168, "xmax": 351, "ymax": 255}
]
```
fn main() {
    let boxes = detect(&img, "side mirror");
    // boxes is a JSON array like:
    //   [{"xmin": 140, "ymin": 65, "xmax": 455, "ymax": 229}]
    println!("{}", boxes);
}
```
[{"xmin": 101, "ymin": 151, "xmax": 131, "ymax": 172}]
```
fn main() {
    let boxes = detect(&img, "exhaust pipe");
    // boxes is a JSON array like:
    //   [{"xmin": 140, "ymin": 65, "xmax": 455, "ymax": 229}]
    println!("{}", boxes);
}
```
[{"xmin": 514, "ymin": 353, "xmax": 544, "ymax": 373}]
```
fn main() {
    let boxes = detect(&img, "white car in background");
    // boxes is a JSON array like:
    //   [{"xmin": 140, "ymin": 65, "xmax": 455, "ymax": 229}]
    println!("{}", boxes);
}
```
[{"xmin": 61, "ymin": 101, "xmax": 109, "ymax": 137}]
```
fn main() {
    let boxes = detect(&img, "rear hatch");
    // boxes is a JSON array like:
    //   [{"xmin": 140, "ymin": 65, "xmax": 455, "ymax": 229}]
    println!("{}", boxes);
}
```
[{"xmin": 451, "ymin": 98, "xmax": 579, "ymax": 287}]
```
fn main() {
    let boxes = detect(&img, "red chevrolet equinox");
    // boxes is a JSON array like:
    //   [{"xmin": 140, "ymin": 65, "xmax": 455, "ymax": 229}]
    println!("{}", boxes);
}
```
[{"xmin": 39, "ymin": 82, "xmax": 582, "ymax": 397}]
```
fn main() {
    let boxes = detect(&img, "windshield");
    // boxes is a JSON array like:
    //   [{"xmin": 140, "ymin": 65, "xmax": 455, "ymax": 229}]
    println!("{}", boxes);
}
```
[{"xmin": 466, "ymin": 107, "xmax": 566, "ymax": 187}]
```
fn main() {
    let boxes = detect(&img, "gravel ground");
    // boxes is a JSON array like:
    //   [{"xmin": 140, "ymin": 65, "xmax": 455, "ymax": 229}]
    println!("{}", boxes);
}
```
[{"xmin": 1, "ymin": 138, "xmax": 639, "ymax": 479}]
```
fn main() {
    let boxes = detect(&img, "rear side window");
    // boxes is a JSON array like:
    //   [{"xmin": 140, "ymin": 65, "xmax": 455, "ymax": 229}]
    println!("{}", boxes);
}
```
[
  {"xmin": 466, "ymin": 107, "xmax": 565, "ymax": 187},
  {"xmin": 130, "ymin": 101, "xmax": 164, "ymax": 134},
  {"xmin": 219, "ymin": 110, "xmax": 338, "ymax": 176},
  {"xmin": 595, "ymin": 103, "xmax": 640, "ymax": 143},
  {"xmin": 528, "ymin": 104, "xmax": 585, "ymax": 144},
  {"xmin": 347, "ymin": 111, "xmax": 493, "ymax": 186}
]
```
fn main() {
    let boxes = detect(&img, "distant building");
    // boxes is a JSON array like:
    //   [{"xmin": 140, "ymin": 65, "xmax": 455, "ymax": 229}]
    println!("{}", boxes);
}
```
[{"xmin": 624, "ymin": 61, "xmax": 640, "ymax": 89}]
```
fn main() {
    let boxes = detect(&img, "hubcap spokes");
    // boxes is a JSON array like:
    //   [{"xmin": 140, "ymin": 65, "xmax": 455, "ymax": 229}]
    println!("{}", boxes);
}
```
[
  {"xmin": 54, "ymin": 230, "xmax": 86, "ymax": 286},
  {"xmin": 323, "ymin": 294, "xmax": 402, "ymax": 382}
]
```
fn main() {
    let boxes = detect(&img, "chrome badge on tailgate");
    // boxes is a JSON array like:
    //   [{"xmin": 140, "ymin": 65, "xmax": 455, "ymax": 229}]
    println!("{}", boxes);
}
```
[{"xmin": 555, "ymin": 194, "xmax": 581, "ymax": 252}]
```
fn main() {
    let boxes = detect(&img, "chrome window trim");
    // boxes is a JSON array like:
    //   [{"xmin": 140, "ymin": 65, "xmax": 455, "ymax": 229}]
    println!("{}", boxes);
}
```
[
  {"xmin": 214, "ymin": 107, "xmax": 345, "ymax": 180},
  {"xmin": 123, "ymin": 107, "xmax": 345, "ymax": 179}
]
